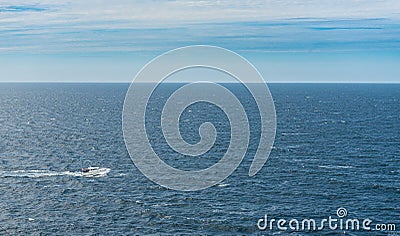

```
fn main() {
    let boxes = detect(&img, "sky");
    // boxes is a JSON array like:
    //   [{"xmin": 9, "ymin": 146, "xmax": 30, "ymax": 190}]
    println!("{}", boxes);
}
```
[{"xmin": 0, "ymin": 0, "xmax": 399, "ymax": 83}]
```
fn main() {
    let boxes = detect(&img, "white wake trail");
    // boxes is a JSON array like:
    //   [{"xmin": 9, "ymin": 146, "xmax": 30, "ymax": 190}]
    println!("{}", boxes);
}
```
[{"xmin": 0, "ymin": 168, "xmax": 110, "ymax": 178}]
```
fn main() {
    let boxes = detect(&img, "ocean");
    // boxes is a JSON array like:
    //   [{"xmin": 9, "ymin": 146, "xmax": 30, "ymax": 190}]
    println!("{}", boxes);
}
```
[{"xmin": 0, "ymin": 83, "xmax": 399, "ymax": 235}]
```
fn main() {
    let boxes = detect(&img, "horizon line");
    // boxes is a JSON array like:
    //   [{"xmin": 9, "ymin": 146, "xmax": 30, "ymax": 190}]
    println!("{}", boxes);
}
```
[{"xmin": 1, "ymin": 81, "xmax": 399, "ymax": 84}]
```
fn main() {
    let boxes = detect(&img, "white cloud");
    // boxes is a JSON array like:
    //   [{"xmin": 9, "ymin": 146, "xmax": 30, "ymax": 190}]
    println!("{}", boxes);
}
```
[
  {"xmin": 0, "ymin": 0, "xmax": 399, "ymax": 54},
  {"xmin": 1, "ymin": 0, "xmax": 400, "ymax": 29}
]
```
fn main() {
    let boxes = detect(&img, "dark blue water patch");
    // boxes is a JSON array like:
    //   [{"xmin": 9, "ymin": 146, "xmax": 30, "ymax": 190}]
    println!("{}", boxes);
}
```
[
  {"xmin": 0, "ymin": 83, "xmax": 398, "ymax": 235},
  {"xmin": 145, "ymin": 82, "xmax": 261, "ymax": 171}
]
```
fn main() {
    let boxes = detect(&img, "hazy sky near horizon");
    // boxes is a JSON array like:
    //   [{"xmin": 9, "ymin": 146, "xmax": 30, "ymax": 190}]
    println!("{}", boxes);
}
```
[{"xmin": 0, "ymin": 0, "xmax": 399, "ymax": 82}]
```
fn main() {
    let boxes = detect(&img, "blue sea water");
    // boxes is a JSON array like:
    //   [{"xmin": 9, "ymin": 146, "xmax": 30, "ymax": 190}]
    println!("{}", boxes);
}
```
[{"xmin": 0, "ymin": 83, "xmax": 399, "ymax": 235}]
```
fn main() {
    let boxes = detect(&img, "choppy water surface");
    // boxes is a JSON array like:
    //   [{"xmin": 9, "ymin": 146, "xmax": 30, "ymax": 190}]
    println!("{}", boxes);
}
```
[{"xmin": 0, "ymin": 83, "xmax": 399, "ymax": 235}]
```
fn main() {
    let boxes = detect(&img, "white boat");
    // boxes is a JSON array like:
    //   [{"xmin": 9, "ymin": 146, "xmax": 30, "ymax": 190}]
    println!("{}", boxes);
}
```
[{"xmin": 80, "ymin": 167, "xmax": 110, "ymax": 177}]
